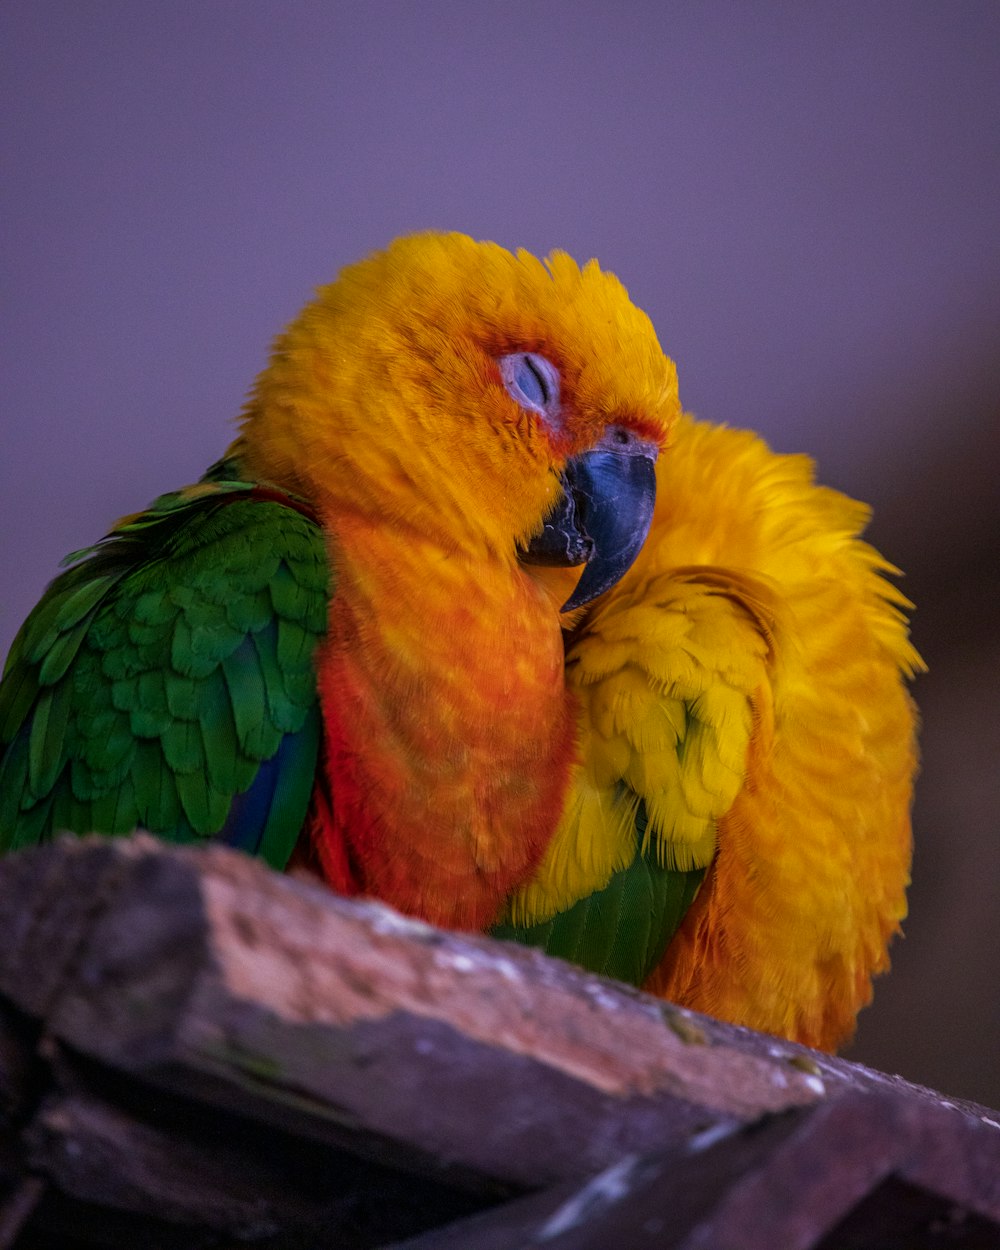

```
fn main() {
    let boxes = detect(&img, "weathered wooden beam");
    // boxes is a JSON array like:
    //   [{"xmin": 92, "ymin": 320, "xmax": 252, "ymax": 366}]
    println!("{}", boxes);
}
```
[
  {"xmin": 387, "ymin": 1091, "xmax": 1000, "ymax": 1249},
  {"xmin": 0, "ymin": 837, "xmax": 826, "ymax": 1183},
  {"xmin": 21, "ymin": 1053, "xmax": 491, "ymax": 1248},
  {"xmin": 0, "ymin": 835, "xmax": 998, "ymax": 1249}
]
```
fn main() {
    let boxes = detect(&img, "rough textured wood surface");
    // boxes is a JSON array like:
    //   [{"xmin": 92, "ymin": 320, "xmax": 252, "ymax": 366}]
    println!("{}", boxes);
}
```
[
  {"xmin": 0, "ymin": 836, "xmax": 998, "ymax": 1249},
  {"xmin": 390, "ymin": 1091, "xmax": 1000, "ymax": 1249}
]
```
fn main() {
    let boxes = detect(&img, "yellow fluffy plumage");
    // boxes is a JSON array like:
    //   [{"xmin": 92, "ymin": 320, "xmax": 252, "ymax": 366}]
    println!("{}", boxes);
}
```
[{"xmin": 514, "ymin": 414, "xmax": 921, "ymax": 1048}]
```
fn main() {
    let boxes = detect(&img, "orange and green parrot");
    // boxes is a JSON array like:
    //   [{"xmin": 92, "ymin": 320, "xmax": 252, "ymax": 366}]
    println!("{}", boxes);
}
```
[{"xmin": 0, "ymin": 233, "xmax": 921, "ymax": 1051}]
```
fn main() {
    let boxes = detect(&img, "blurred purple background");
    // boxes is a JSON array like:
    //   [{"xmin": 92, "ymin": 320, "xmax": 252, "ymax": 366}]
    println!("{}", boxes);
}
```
[{"xmin": 3, "ymin": 4, "xmax": 999, "ymax": 1104}]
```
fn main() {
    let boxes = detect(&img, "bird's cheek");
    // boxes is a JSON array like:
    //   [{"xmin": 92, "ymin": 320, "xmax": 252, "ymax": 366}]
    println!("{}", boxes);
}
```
[{"xmin": 522, "ymin": 565, "xmax": 584, "ymax": 616}]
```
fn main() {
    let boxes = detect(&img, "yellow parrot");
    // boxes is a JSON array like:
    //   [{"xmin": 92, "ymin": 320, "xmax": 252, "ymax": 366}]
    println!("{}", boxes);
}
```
[{"xmin": 0, "ymin": 232, "xmax": 921, "ymax": 1050}]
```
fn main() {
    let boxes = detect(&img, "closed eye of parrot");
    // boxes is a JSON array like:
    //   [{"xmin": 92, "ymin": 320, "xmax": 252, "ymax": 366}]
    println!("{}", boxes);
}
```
[{"xmin": 0, "ymin": 232, "xmax": 922, "ymax": 1051}]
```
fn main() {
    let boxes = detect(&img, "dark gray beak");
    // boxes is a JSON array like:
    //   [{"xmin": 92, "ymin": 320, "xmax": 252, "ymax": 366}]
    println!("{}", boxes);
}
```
[{"xmin": 522, "ymin": 434, "xmax": 658, "ymax": 612}]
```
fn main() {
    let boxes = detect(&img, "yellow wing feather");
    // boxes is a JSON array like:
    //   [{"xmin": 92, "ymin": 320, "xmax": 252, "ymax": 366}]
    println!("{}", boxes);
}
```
[{"xmin": 517, "ymin": 412, "xmax": 921, "ymax": 1049}]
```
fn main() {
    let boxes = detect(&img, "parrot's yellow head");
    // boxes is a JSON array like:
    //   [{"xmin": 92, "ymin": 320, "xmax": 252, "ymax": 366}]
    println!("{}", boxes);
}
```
[{"xmin": 236, "ymin": 232, "xmax": 679, "ymax": 606}]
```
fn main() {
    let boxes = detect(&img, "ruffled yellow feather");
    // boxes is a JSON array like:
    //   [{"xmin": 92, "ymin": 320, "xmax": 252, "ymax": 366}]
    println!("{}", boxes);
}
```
[{"xmin": 513, "ymin": 413, "xmax": 921, "ymax": 1048}]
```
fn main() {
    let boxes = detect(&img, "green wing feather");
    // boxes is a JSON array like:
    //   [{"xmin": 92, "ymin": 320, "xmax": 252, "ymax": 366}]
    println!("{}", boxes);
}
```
[
  {"xmin": 0, "ymin": 468, "xmax": 330, "ymax": 869},
  {"xmin": 491, "ymin": 801, "xmax": 704, "ymax": 985}
]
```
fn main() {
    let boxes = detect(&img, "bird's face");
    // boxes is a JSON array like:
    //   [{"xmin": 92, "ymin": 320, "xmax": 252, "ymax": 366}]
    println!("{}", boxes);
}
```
[{"xmin": 238, "ymin": 233, "xmax": 680, "ymax": 607}]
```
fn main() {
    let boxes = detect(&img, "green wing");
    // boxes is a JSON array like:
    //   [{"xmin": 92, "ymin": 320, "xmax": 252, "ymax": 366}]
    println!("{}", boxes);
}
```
[
  {"xmin": 0, "ymin": 470, "xmax": 330, "ymax": 869},
  {"xmin": 491, "ymin": 801, "xmax": 704, "ymax": 985}
]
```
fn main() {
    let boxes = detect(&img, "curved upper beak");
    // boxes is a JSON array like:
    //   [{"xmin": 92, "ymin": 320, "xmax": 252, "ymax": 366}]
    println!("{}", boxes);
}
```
[{"xmin": 521, "ymin": 435, "xmax": 658, "ymax": 612}]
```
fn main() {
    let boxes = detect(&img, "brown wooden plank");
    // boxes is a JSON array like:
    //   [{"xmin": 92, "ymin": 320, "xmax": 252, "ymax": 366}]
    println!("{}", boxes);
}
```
[
  {"xmin": 1, "ymin": 837, "xmax": 999, "ymax": 1249},
  {"xmin": 0, "ymin": 837, "xmax": 824, "ymax": 1189},
  {"xmin": 389, "ymin": 1092, "xmax": 1000, "ymax": 1250}
]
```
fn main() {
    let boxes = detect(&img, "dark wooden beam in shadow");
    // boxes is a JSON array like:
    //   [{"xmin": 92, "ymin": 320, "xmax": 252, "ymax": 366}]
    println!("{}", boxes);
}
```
[{"xmin": 0, "ymin": 836, "xmax": 996, "ymax": 1248}]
